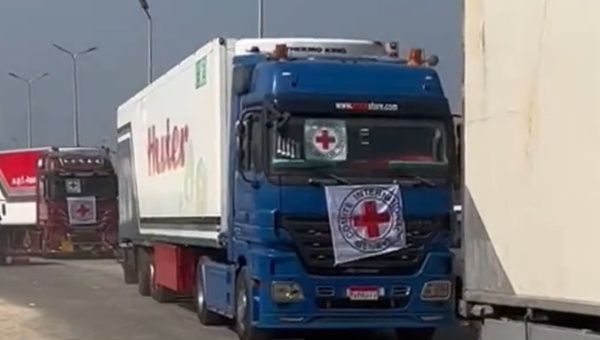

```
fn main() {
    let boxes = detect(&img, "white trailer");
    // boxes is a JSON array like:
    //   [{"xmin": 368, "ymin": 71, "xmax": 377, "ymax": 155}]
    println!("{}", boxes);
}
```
[
  {"xmin": 462, "ymin": 0, "xmax": 600, "ymax": 339},
  {"xmin": 0, "ymin": 148, "xmax": 49, "ymax": 227},
  {"xmin": 116, "ymin": 37, "xmax": 388, "ymax": 246},
  {"xmin": 0, "ymin": 148, "xmax": 49, "ymax": 262}
]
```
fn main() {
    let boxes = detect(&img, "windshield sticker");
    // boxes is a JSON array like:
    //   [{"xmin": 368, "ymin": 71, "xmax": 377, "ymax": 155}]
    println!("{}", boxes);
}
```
[
  {"xmin": 304, "ymin": 119, "xmax": 347, "ymax": 161},
  {"xmin": 65, "ymin": 178, "xmax": 82, "ymax": 194}
]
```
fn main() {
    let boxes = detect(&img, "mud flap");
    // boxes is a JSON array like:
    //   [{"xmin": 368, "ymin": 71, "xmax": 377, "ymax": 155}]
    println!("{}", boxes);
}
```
[{"xmin": 202, "ymin": 258, "xmax": 235, "ymax": 318}]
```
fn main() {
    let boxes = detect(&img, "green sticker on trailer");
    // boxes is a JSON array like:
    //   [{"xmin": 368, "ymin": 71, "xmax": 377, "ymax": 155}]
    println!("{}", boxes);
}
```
[{"xmin": 195, "ymin": 57, "xmax": 207, "ymax": 89}]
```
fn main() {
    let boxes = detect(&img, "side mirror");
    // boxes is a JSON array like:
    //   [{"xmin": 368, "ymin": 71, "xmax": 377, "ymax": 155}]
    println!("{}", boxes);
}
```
[{"xmin": 233, "ymin": 65, "xmax": 254, "ymax": 95}]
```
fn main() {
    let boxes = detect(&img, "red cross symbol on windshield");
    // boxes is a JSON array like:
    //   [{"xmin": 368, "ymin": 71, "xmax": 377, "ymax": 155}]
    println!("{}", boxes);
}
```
[
  {"xmin": 76, "ymin": 204, "xmax": 90, "ymax": 218},
  {"xmin": 315, "ymin": 129, "xmax": 335, "ymax": 150},
  {"xmin": 353, "ymin": 201, "xmax": 391, "ymax": 238}
]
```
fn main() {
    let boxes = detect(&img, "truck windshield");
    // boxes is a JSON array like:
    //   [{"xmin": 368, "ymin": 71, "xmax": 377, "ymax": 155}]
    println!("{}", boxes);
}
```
[
  {"xmin": 270, "ymin": 115, "xmax": 447, "ymax": 177},
  {"xmin": 48, "ymin": 176, "xmax": 117, "ymax": 199}
]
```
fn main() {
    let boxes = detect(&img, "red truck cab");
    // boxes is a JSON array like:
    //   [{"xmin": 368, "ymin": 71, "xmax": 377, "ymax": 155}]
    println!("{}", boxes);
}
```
[{"xmin": 36, "ymin": 147, "xmax": 118, "ymax": 257}]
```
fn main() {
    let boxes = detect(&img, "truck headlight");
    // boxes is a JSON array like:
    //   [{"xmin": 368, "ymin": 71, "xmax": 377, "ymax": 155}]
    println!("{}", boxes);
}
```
[
  {"xmin": 271, "ymin": 281, "xmax": 304, "ymax": 303},
  {"xmin": 421, "ymin": 280, "xmax": 452, "ymax": 301}
]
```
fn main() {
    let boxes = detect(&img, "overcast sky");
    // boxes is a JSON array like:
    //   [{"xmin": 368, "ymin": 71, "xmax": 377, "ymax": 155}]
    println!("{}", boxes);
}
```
[{"xmin": 0, "ymin": 0, "xmax": 461, "ymax": 150}]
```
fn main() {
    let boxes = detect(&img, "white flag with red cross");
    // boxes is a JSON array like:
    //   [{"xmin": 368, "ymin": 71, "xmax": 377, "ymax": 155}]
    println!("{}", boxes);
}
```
[
  {"xmin": 67, "ymin": 196, "xmax": 97, "ymax": 225},
  {"xmin": 325, "ymin": 184, "xmax": 407, "ymax": 265}
]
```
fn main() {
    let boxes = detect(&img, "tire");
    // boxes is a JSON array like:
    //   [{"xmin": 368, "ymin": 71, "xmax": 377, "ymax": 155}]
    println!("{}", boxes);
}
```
[
  {"xmin": 195, "ymin": 259, "xmax": 227, "ymax": 325},
  {"xmin": 124, "ymin": 264, "xmax": 137, "ymax": 284},
  {"xmin": 40, "ymin": 229, "xmax": 49, "ymax": 258},
  {"xmin": 136, "ymin": 247, "xmax": 151, "ymax": 296},
  {"xmin": 122, "ymin": 248, "xmax": 137, "ymax": 284},
  {"xmin": 395, "ymin": 328, "xmax": 436, "ymax": 340},
  {"xmin": 149, "ymin": 253, "xmax": 176, "ymax": 303},
  {"xmin": 0, "ymin": 230, "xmax": 7, "ymax": 265},
  {"xmin": 235, "ymin": 267, "xmax": 271, "ymax": 340}
]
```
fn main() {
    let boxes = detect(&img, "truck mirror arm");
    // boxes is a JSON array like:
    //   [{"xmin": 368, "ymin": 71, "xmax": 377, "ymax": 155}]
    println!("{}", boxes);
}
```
[
  {"xmin": 235, "ymin": 113, "xmax": 260, "ymax": 189},
  {"xmin": 263, "ymin": 101, "xmax": 290, "ymax": 131}
]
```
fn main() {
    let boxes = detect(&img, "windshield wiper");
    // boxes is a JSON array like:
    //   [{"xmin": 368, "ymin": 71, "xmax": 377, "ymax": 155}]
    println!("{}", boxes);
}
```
[
  {"xmin": 324, "ymin": 172, "xmax": 352, "ymax": 185},
  {"xmin": 308, "ymin": 171, "xmax": 352, "ymax": 186},
  {"xmin": 396, "ymin": 174, "xmax": 436, "ymax": 187}
]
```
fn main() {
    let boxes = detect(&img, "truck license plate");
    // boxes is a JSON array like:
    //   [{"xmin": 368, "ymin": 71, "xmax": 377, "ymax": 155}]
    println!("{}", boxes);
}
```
[{"xmin": 346, "ymin": 286, "xmax": 384, "ymax": 301}]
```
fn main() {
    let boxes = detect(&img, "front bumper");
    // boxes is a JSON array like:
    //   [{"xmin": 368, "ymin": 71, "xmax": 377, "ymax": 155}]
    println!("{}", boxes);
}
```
[{"xmin": 247, "ymin": 248, "xmax": 455, "ymax": 329}]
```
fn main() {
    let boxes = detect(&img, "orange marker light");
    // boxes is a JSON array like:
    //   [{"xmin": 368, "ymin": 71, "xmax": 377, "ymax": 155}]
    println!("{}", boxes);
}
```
[
  {"xmin": 407, "ymin": 48, "xmax": 423, "ymax": 66},
  {"xmin": 273, "ymin": 44, "xmax": 288, "ymax": 60}
]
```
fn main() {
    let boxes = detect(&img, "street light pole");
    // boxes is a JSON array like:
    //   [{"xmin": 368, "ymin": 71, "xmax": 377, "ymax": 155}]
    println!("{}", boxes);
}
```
[
  {"xmin": 52, "ymin": 43, "xmax": 98, "ymax": 147},
  {"xmin": 138, "ymin": 0, "xmax": 153, "ymax": 84},
  {"xmin": 8, "ymin": 72, "xmax": 49, "ymax": 148},
  {"xmin": 258, "ymin": 0, "xmax": 264, "ymax": 38}
]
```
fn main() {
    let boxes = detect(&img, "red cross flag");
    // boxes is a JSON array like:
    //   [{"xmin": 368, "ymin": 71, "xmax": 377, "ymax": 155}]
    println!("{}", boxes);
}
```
[
  {"xmin": 325, "ymin": 184, "xmax": 407, "ymax": 265},
  {"xmin": 67, "ymin": 196, "xmax": 97, "ymax": 225}
]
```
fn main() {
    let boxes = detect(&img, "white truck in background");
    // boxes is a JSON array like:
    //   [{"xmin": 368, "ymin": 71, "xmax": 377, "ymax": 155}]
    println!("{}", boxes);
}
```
[
  {"xmin": 0, "ymin": 148, "xmax": 47, "ymax": 262},
  {"xmin": 461, "ymin": 0, "xmax": 600, "ymax": 339}
]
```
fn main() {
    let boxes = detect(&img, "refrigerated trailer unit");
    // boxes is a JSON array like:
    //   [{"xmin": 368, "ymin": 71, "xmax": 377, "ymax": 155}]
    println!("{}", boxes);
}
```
[
  {"xmin": 0, "ymin": 148, "xmax": 48, "ymax": 262},
  {"xmin": 118, "ymin": 37, "xmax": 458, "ymax": 340},
  {"xmin": 462, "ymin": 0, "xmax": 600, "ymax": 339}
]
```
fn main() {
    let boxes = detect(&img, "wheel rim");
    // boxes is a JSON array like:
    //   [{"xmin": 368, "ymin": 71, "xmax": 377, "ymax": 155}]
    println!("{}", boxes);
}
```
[
  {"xmin": 236, "ymin": 283, "xmax": 247, "ymax": 333},
  {"xmin": 149, "ymin": 261, "xmax": 156, "ymax": 288},
  {"xmin": 197, "ymin": 278, "xmax": 205, "ymax": 309}
]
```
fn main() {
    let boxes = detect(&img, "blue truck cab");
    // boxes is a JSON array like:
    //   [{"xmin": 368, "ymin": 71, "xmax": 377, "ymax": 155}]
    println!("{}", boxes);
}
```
[{"xmin": 198, "ymin": 39, "xmax": 458, "ymax": 340}]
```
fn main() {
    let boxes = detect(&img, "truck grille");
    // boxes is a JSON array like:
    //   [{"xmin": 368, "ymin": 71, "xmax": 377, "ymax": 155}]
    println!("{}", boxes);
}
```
[
  {"xmin": 279, "ymin": 215, "xmax": 443, "ymax": 275},
  {"xmin": 69, "ymin": 230, "xmax": 103, "ymax": 244},
  {"xmin": 315, "ymin": 296, "xmax": 410, "ymax": 310}
]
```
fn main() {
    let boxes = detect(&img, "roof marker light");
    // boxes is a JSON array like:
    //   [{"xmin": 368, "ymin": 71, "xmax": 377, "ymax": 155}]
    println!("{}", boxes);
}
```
[
  {"xmin": 408, "ymin": 48, "xmax": 423, "ymax": 66},
  {"xmin": 385, "ymin": 41, "xmax": 399, "ymax": 58},
  {"xmin": 272, "ymin": 44, "xmax": 288, "ymax": 60},
  {"xmin": 407, "ymin": 48, "xmax": 440, "ymax": 67}
]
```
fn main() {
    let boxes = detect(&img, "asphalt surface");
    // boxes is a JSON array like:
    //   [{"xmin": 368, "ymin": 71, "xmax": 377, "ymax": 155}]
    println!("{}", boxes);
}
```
[{"xmin": 0, "ymin": 259, "xmax": 477, "ymax": 340}]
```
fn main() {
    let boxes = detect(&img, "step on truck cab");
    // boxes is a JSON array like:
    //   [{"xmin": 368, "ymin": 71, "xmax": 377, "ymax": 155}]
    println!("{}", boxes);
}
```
[{"xmin": 117, "ymin": 37, "xmax": 458, "ymax": 340}]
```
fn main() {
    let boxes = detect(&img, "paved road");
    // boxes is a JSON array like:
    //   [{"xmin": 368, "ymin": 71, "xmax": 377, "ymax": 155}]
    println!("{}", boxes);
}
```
[{"xmin": 0, "ymin": 259, "xmax": 477, "ymax": 340}]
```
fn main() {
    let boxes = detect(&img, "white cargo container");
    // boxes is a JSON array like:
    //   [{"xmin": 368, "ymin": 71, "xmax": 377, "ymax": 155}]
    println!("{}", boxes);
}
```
[
  {"xmin": 463, "ymin": 0, "xmax": 600, "ymax": 339},
  {"xmin": 117, "ymin": 37, "xmax": 388, "ymax": 245},
  {"xmin": 0, "ymin": 148, "xmax": 49, "ymax": 227}
]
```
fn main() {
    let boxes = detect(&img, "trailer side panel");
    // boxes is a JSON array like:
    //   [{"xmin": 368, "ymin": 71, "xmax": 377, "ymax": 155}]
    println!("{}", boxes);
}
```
[{"xmin": 464, "ymin": 0, "xmax": 600, "ymax": 315}]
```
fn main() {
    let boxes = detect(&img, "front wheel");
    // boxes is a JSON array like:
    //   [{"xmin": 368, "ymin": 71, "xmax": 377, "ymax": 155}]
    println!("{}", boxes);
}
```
[
  {"xmin": 235, "ymin": 267, "xmax": 271, "ymax": 340},
  {"xmin": 395, "ymin": 328, "xmax": 436, "ymax": 340}
]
